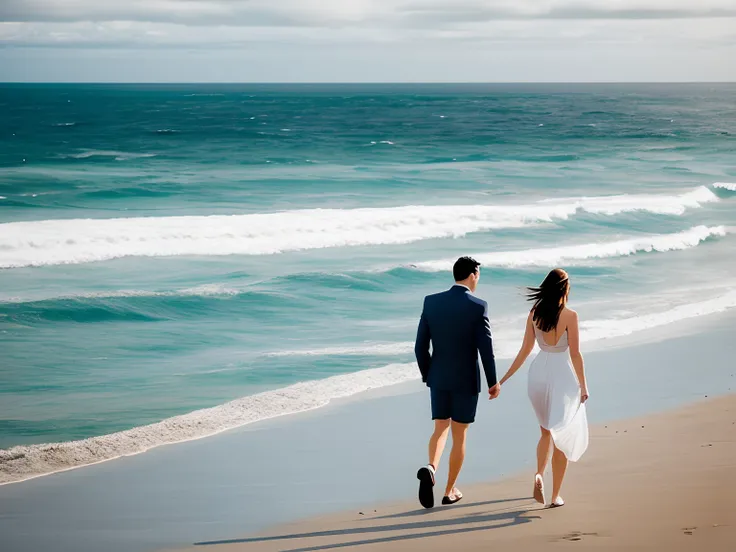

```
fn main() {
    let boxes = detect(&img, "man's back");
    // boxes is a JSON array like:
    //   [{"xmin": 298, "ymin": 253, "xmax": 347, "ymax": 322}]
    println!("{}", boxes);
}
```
[
  {"xmin": 413, "ymin": 257, "xmax": 499, "ymax": 510},
  {"xmin": 415, "ymin": 285, "xmax": 497, "ymax": 394}
]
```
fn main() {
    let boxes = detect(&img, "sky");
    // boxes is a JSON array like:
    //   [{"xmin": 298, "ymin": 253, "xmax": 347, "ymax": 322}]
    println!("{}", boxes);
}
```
[{"xmin": 0, "ymin": 0, "xmax": 735, "ymax": 82}]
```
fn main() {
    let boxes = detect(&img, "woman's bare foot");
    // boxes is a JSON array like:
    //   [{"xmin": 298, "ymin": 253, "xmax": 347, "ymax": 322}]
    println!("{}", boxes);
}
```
[{"xmin": 533, "ymin": 473, "xmax": 545, "ymax": 504}]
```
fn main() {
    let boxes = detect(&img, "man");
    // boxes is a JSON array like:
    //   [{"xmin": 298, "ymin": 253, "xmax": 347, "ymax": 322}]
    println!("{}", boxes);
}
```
[{"xmin": 414, "ymin": 256, "xmax": 500, "ymax": 508}]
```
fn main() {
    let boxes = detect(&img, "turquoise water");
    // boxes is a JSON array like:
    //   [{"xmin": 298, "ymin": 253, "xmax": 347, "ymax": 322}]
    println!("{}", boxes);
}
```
[{"xmin": 0, "ymin": 84, "xmax": 734, "ymax": 468}]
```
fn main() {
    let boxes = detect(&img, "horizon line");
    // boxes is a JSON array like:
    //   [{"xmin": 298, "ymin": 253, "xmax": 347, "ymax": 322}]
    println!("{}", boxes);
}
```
[{"xmin": 1, "ymin": 80, "xmax": 735, "ymax": 85}]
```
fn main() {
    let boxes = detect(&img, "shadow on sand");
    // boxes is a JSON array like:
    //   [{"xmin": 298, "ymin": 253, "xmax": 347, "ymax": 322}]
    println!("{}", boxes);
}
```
[{"xmin": 194, "ymin": 496, "xmax": 541, "ymax": 551}]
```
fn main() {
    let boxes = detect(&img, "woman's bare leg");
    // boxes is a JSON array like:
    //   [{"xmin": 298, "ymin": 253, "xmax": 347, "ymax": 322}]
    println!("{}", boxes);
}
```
[
  {"xmin": 534, "ymin": 427, "xmax": 552, "ymax": 503},
  {"xmin": 551, "ymin": 443, "xmax": 569, "ymax": 502},
  {"xmin": 537, "ymin": 427, "xmax": 552, "ymax": 476}
]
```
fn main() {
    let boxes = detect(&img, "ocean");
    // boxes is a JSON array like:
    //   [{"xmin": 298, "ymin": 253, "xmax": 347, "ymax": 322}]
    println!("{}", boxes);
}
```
[{"xmin": 0, "ymin": 83, "xmax": 735, "ymax": 483}]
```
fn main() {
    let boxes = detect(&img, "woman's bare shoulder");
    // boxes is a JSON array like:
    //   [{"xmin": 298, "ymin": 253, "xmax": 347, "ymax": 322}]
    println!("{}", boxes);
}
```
[{"xmin": 561, "ymin": 307, "xmax": 579, "ymax": 321}]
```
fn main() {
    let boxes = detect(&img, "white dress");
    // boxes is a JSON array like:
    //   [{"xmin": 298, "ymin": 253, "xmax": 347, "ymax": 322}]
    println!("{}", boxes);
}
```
[{"xmin": 527, "ymin": 325, "xmax": 589, "ymax": 462}]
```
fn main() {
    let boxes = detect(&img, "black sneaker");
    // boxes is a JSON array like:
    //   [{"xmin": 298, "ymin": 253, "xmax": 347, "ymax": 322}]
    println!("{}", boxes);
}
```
[{"xmin": 416, "ymin": 466, "xmax": 435, "ymax": 509}]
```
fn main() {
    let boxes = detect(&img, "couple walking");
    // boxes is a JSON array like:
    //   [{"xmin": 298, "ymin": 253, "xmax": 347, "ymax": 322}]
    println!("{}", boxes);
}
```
[{"xmin": 415, "ymin": 257, "xmax": 589, "ymax": 509}]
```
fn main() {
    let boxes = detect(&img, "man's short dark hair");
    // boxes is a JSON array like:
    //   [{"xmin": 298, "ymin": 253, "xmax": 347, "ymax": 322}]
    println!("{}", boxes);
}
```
[{"xmin": 453, "ymin": 256, "xmax": 481, "ymax": 282}]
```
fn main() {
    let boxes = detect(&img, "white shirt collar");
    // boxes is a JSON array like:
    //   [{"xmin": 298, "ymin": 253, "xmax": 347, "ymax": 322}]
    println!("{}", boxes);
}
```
[{"xmin": 453, "ymin": 283, "xmax": 471, "ymax": 292}]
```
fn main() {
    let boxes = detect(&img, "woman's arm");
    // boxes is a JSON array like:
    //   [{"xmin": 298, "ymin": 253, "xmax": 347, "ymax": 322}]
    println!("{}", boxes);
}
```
[
  {"xmin": 499, "ymin": 311, "xmax": 536, "ymax": 386},
  {"xmin": 567, "ymin": 310, "xmax": 589, "ymax": 402}
]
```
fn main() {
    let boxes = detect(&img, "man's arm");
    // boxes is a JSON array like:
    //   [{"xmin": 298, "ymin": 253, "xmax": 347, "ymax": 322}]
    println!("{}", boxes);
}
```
[
  {"xmin": 476, "ymin": 301, "xmax": 498, "ymax": 389},
  {"xmin": 414, "ymin": 299, "xmax": 431, "ymax": 382}
]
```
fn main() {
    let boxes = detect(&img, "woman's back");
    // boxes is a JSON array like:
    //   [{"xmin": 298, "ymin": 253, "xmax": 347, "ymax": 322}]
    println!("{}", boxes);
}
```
[
  {"xmin": 498, "ymin": 268, "xmax": 589, "ymax": 505},
  {"xmin": 533, "ymin": 307, "xmax": 573, "ymax": 353},
  {"xmin": 528, "ymin": 306, "xmax": 587, "ymax": 462}
]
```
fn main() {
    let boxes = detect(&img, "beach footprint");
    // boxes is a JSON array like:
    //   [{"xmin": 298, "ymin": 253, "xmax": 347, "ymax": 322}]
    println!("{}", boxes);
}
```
[{"xmin": 556, "ymin": 530, "xmax": 600, "ymax": 542}]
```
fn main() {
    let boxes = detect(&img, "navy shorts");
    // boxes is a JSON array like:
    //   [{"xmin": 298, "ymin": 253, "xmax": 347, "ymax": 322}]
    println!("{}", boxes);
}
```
[{"xmin": 430, "ymin": 387, "xmax": 479, "ymax": 424}]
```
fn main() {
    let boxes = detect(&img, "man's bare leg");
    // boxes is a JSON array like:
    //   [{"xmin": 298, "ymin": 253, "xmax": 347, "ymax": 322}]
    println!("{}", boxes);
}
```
[
  {"xmin": 418, "ymin": 419, "xmax": 451, "ymax": 508},
  {"xmin": 429, "ymin": 419, "xmax": 451, "ymax": 470},
  {"xmin": 444, "ymin": 421, "xmax": 469, "ymax": 497}
]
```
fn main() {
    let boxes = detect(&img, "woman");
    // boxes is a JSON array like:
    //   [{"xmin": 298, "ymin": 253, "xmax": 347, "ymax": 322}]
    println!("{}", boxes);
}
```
[{"xmin": 500, "ymin": 268, "xmax": 589, "ymax": 508}]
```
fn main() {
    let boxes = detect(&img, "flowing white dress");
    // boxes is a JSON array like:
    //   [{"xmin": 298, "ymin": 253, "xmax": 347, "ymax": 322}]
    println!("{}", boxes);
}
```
[{"xmin": 527, "ymin": 326, "xmax": 588, "ymax": 462}]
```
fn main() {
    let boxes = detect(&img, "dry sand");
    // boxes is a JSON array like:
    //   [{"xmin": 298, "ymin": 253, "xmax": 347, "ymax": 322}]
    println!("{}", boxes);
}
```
[{"xmin": 179, "ymin": 394, "xmax": 736, "ymax": 551}]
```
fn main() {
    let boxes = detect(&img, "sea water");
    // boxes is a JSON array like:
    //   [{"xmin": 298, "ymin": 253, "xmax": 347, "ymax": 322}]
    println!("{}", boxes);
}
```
[{"xmin": 0, "ymin": 83, "xmax": 734, "ymax": 482}]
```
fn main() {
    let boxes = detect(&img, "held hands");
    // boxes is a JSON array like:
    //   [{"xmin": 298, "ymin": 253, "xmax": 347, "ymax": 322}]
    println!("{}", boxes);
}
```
[{"xmin": 488, "ymin": 383, "xmax": 501, "ymax": 400}]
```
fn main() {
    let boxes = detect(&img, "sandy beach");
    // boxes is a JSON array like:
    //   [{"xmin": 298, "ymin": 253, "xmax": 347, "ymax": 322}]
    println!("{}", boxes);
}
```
[{"xmin": 180, "ymin": 394, "xmax": 736, "ymax": 552}]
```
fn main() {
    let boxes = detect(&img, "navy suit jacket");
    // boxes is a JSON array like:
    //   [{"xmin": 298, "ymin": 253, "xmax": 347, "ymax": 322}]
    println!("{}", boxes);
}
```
[{"xmin": 414, "ymin": 285, "xmax": 497, "ymax": 395}]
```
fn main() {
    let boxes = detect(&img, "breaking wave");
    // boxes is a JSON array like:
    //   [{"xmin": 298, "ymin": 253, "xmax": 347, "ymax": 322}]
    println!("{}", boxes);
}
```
[{"xmin": 0, "ymin": 187, "xmax": 719, "ymax": 269}]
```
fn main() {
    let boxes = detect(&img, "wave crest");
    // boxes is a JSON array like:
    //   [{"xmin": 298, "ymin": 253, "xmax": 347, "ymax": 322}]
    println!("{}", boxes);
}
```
[
  {"xmin": 0, "ymin": 187, "xmax": 719, "ymax": 269},
  {"xmin": 408, "ymin": 225, "xmax": 728, "ymax": 272},
  {"xmin": 65, "ymin": 150, "xmax": 157, "ymax": 161}
]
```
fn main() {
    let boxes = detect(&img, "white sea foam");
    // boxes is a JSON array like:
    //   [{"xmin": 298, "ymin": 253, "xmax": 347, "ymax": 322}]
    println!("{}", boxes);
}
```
[
  {"xmin": 579, "ymin": 289, "xmax": 736, "ymax": 342},
  {"xmin": 0, "ymin": 284, "xmax": 243, "ymax": 304},
  {"xmin": 177, "ymin": 284, "xmax": 241, "ymax": 297},
  {"xmin": 714, "ymin": 182, "xmax": 736, "ymax": 191},
  {"xmin": 408, "ymin": 226, "xmax": 728, "ymax": 272},
  {"xmin": 266, "ymin": 336, "xmax": 520, "ymax": 360},
  {"xmin": 266, "ymin": 342, "xmax": 416, "ymax": 358},
  {"xmin": 537, "ymin": 185, "xmax": 717, "ymax": 216},
  {"xmin": 68, "ymin": 150, "xmax": 157, "ymax": 161},
  {"xmin": 0, "ymin": 187, "xmax": 719, "ymax": 269},
  {"xmin": 2, "ymin": 288, "xmax": 735, "ymax": 486},
  {"xmin": 0, "ymin": 196, "xmax": 6, "ymax": 200}
]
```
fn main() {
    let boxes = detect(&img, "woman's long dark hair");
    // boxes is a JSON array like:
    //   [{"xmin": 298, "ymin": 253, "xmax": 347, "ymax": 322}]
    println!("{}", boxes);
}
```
[{"xmin": 527, "ymin": 268, "xmax": 570, "ymax": 332}]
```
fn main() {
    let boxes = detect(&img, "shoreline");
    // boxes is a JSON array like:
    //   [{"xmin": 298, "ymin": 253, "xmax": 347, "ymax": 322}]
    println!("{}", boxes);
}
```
[
  {"xmin": 0, "ymin": 362, "xmax": 418, "ymax": 487},
  {"xmin": 180, "ymin": 394, "xmax": 736, "ymax": 552},
  {"xmin": 2, "ymin": 307, "xmax": 735, "ymax": 487}
]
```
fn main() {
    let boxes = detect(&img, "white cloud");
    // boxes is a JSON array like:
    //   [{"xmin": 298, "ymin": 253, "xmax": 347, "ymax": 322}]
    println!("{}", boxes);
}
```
[
  {"xmin": 1, "ymin": 0, "xmax": 736, "ymax": 25},
  {"xmin": 1, "ymin": 12, "xmax": 734, "ymax": 48},
  {"xmin": 0, "ymin": 1, "xmax": 734, "ymax": 81}
]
